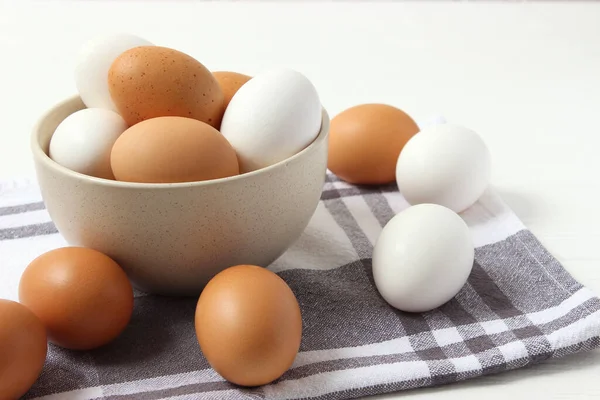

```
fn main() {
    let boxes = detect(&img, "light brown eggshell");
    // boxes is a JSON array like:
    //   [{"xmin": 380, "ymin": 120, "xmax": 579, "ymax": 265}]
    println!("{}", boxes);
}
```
[
  {"xmin": 328, "ymin": 103, "xmax": 419, "ymax": 185},
  {"xmin": 195, "ymin": 265, "xmax": 302, "ymax": 387},
  {"xmin": 108, "ymin": 46, "xmax": 224, "ymax": 128},
  {"xmin": 212, "ymin": 71, "xmax": 252, "ymax": 110},
  {"xmin": 18, "ymin": 247, "xmax": 134, "ymax": 351},
  {"xmin": 0, "ymin": 299, "xmax": 47, "ymax": 400},
  {"xmin": 110, "ymin": 116, "xmax": 239, "ymax": 183}
]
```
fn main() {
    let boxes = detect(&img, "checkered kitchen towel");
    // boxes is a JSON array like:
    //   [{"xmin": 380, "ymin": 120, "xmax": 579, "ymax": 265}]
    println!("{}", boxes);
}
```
[{"xmin": 2, "ymin": 169, "xmax": 600, "ymax": 400}]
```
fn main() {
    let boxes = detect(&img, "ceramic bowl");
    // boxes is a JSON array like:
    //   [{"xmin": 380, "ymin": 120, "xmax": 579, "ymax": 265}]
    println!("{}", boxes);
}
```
[{"xmin": 31, "ymin": 96, "xmax": 330, "ymax": 296}]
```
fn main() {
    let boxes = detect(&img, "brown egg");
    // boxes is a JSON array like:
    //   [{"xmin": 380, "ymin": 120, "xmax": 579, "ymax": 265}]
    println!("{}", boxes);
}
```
[
  {"xmin": 195, "ymin": 265, "xmax": 302, "ymax": 387},
  {"xmin": 0, "ymin": 300, "xmax": 47, "ymax": 399},
  {"xmin": 19, "ymin": 247, "xmax": 133, "ymax": 350},
  {"xmin": 108, "ymin": 46, "xmax": 224, "ymax": 128},
  {"xmin": 111, "ymin": 116, "xmax": 239, "ymax": 183},
  {"xmin": 212, "ymin": 71, "xmax": 252, "ymax": 110},
  {"xmin": 328, "ymin": 103, "xmax": 419, "ymax": 185}
]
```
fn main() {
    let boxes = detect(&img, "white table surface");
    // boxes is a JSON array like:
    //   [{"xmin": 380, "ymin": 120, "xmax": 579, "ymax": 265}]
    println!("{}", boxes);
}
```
[{"xmin": 1, "ymin": 1, "xmax": 600, "ymax": 399}]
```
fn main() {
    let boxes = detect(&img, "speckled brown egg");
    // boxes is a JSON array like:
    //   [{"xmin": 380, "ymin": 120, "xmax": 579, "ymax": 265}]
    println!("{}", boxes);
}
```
[
  {"xmin": 111, "ymin": 116, "xmax": 239, "ymax": 183},
  {"xmin": 328, "ymin": 103, "xmax": 420, "ymax": 185},
  {"xmin": 108, "ymin": 46, "xmax": 224, "ymax": 128},
  {"xmin": 0, "ymin": 299, "xmax": 47, "ymax": 400},
  {"xmin": 19, "ymin": 247, "xmax": 134, "ymax": 351},
  {"xmin": 212, "ymin": 71, "xmax": 252, "ymax": 110},
  {"xmin": 195, "ymin": 265, "xmax": 302, "ymax": 387}
]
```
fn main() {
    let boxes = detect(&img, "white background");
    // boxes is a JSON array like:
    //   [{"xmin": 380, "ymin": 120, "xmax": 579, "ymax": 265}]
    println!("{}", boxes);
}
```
[{"xmin": 1, "ymin": 1, "xmax": 600, "ymax": 399}]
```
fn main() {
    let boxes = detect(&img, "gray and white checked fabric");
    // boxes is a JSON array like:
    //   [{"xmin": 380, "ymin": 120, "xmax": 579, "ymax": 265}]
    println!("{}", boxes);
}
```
[{"xmin": 1, "ymin": 172, "xmax": 600, "ymax": 400}]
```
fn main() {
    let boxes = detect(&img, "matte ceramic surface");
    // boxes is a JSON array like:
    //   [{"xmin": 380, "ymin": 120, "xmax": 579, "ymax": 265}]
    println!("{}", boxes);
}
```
[{"xmin": 31, "ymin": 96, "xmax": 330, "ymax": 296}]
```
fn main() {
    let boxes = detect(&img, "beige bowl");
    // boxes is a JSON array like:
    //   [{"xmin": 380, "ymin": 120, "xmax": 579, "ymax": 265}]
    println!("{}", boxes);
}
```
[{"xmin": 31, "ymin": 96, "xmax": 330, "ymax": 296}]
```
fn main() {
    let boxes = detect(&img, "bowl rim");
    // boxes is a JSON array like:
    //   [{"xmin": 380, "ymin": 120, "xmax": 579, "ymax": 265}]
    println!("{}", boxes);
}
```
[{"xmin": 31, "ymin": 95, "xmax": 330, "ymax": 190}]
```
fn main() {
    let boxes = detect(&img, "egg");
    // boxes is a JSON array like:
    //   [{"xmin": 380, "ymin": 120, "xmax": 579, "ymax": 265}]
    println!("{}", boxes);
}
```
[
  {"xmin": 396, "ymin": 123, "xmax": 491, "ymax": 213},
  {"xmin": 220, "ymin": 67, "xmax": 322, "ymax": 172},
  {"xmin": 213, "ymin": 71, "xmax": 252, "ymax": 110},
  {"xmin": 19, "ymin": 247, "xmax": 134, "ymax": 350},
  {"xmin": 110, "ymin": 116, "xmax": 239, "ymax": 183},
  {"xmin": 328, "ymin": 104, "xmax": 419, "ymax": 185},
  {"xmin": 49, "ymin": 108, "xmax": 127, "ymax": 179},
  {"xmin": 195, "ymin": 265, "xmax": 302, "ymax": 387},
  {"xmin": 108, "ymin": 46, "xmax": 224, "ymax": 128},
  {"xmin": 372, "ymin": 204, "xmax": 474, "ymax": 313},
  {"xmin": 74, "ymin": 33, "xmax": 153, "ymax": 112},
  {"xmin": 0, "ymin": 299, "xmax": 47, "ymax": 400}
]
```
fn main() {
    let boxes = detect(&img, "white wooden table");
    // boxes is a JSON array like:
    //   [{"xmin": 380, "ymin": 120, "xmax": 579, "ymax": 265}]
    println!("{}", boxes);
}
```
[{"xmin": 1, "ymin": 1, "xmax": 599, "ymax": 398}]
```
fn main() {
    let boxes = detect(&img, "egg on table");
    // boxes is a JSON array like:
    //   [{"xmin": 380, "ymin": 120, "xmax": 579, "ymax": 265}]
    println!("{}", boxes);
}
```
[
  {"xmin": 0, "ymin": 299, "xmax": 47, "ymax": 400},
  {"xmin": 74, "ymin": 33, "xmax": 153, "ymax": 112},
  {"xmin": 110, "ymin": 116, "xmax": 239, "ymax": 183},
  {"xmin": 327, "ymin": 103, "xmax": 419, "ymax": 185},
  {"xmin": 19, "ymin": 247, "xmax": 134, "ymax": 350},
  {"xmin": 372, "ymin": 204, "xmax": 474, "ymax": 313},
  {"xmin": 220, "ymin": 67, "xmax": 322, "ymax": 173},
  {"xmin": 396, "ymin": 123, "xmax": 491, "ymax": 213},
  {"xmin": 195, "ymin": 265, "xmax": 302, "ymax": 387},
  {"xmin": 49, "ymin": 108, "xmax": 127, "ymax": 179},
  {"xmin": 108, "ymin": 46, "xmax": 224, "ymax": 128}
]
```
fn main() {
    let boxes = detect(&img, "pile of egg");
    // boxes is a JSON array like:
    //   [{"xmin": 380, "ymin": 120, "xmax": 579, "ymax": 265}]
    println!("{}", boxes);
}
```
[
  {"xmin": 50, "ymin": 33, "xmax": 323, "ymax": 183},
  {"xmin": 1, "ymin": 33, "xmax": 493, "ymax": 399},
  {"xmin": 327, "ymin": 104, "xmax": 491, "ymax": 312},
  {"xmin": 1, "ymin": 251, "xmax": 301, "ymax": 397}
]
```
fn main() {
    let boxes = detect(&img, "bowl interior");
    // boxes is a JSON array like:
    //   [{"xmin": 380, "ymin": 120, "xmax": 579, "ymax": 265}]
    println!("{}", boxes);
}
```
[{"xmin": 31, "ymin": 96, "xmax": 331, "ymax": 190}]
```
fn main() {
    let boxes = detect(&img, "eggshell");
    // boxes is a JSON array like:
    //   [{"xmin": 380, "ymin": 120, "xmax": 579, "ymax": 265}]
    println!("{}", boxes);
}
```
[
  {"xmin": 220, "ymin": 67, "xmax": 322, "ymax": 172},
  {"xmin": 108, "ymin": 46, "xmax": 224, "ymax": 128},
  {"xmin": 19, "ymin": 247, "xmax": 134, "ymax": 350},
  {"xmin": 74, "ymin": 33, "xmax": 153, "ymax": 112},
  {"xmin": 213, "ymin": 71, "xmax": 252, "ymax": 110},
  {"xmin": 195, "ymin": 265, "xmax": 302, "ymax": 387},
  {"xmin": 372, "ymin": 204, "xmax": 474, "ymax": 313},
  {"xmin": 0, "ymin": 299, "xmax": 47, "ymax": 400},
  {"xmin": 49, "ymin": 108, "xmax": 127, "ymax": 179},
  {"xmin": 111, "ymin": 116, "xmax": 239, "ymax": 183},
  {"xmin": 396, "ymin": 123, "xmax": 491, "ymax": 213},
  {"xmin": 328, "ymin": 104, "xmax": 419, "ymax": 185}
]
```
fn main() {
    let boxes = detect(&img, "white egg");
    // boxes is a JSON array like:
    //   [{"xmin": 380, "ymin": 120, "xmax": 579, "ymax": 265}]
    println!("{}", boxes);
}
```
[
  {"xmin": 372, "ymin": 204, "xmax": 474, "ymax": 313},
  {"xmin": 220, "ymin": 67, "xmax": 322, "ymax": 172},
  {"xmin": 74, "ymin": 33, "xmax": 153, "ymax": 112},
  {"xmin": 395, "ymin": 124, "xmax": 491, "ymax": 213},
  {"xmin": 49, "ymin": 108, "xmax": 127, "ymax": 179}
]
